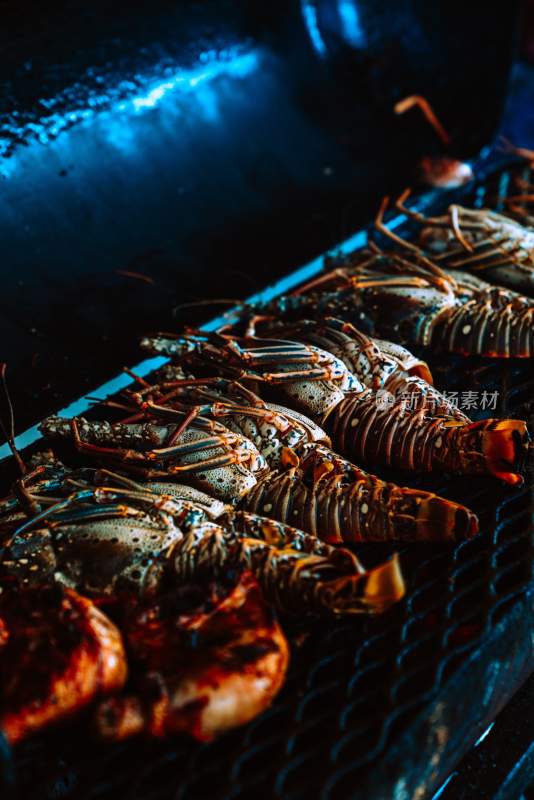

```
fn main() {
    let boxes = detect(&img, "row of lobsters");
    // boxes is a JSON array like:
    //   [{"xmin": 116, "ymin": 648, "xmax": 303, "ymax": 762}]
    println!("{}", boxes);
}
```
[
  {"xmin": 262, "ymin": 186, "xmax": 534, "ymax": 358},
  {"xmin": 1, "ymin": 180, "xmax": 532, "ymax": 751}
]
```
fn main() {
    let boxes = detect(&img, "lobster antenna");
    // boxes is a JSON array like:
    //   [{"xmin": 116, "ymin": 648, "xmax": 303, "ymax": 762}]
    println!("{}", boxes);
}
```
[
  {"xmin": 394, "ymin": 95, "xmax": 451, "ymax": 147},
  {"xmin": 0, "ymin": 363, "xmax": 26, "ymax": 475},
  {"xmin": 374, "ymin": 194, "xmax": 422, "ymax": 253},
  {"xmin": 392, "ymin": 250, "xmax": 457, "ymax": 294},
  {"xmin": 122, "ymin": 367, "xmax": 151, "ymax": 388}
]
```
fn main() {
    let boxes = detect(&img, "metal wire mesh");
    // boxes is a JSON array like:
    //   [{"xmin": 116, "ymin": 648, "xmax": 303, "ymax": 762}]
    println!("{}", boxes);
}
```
[{"xmin": 5, "ymin": 163, "xmax": 534, "ymax": 800}]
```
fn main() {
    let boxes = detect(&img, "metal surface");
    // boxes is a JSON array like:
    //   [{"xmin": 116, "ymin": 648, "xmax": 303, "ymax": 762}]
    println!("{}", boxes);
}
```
[
  {"xmin": 434, "ymin": 673, "xmax": 534, "ymax": 799},
  {"xmin": 2, "ymin": 161, "xmax": 533, "ymax": 799}
]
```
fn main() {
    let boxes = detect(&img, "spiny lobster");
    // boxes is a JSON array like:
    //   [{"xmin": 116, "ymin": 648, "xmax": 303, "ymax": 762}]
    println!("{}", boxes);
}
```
[
  {"xmin": 1, "ymin": 464, "xmax": 405, "ymax": 616},
  {"xmin": 38, "ymin": 412, "xmax": 268, "ymax": 504},
  {"xmin": 378, "ymin": 189, "xmax": 534, "ymax": 297},
  {"xmin": 140, "ymin": 331, "xmax": 529, "ymax": 485},
  {"xmin": 97, "ymin": 371, "xmax": 479, "ymax": 543},
  {"xmin": 253, "ymin": 247, "xmax": 534, "ymax": 358},
  {"xmin": 244, "ymin": 317, "xmax": 467, "ymax": 420}
]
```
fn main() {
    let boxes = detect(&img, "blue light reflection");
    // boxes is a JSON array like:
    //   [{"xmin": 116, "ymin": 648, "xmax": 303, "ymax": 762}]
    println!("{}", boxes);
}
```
[
  {"xmin": 301, "ymin": 0, "xmax": 327, "ymax": 57},
  {"xmin": 338, "ymin": 0, "xmax": 366, "ymax": 48},
  {"xmin": 0, "ymin": 47, "xmax": 259, "ymax": 165},
  {"xmin": 131, "ymin": 51, "xmax": 257, "ymax": 113}
]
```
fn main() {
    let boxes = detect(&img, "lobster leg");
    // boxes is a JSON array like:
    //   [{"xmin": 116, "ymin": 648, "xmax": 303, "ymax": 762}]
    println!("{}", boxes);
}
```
[
  {"xmin": 0, "ymin": 469, "xmax": 52, "ymax": 519},
  {"xmin": 142, "ymin": 397, "xmax": 293, "ymax": 434},
  {"xmin": 11, "ymin": 485, "xmax": 185, "ymax": 538},
  {"xmin": 375, "ymin": 195, "xmax": 423, "ymax": 254},
  {"xmin": 394, "ymin": 191, "xmax": 481, "ymax": 231},
  {"xmin": 72, "ymin": 414, "xmax": 241, "ymax": 462},
  {"xmin": 41, "ymin": 416, "xmax": 266, "ymax": 502},
  {"xmin": 69, "ymin": 426, "xmax": 249, "ymax": 473},
  {"xmin": 436, "ymin": 242, "xmax": 525, "ymax": 271}
]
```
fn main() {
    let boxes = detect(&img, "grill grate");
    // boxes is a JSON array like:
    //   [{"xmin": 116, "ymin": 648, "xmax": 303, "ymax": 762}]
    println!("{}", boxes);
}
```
[{"xmin": 3, "ymin": 161, "xmax": 534, "ymax": 800}]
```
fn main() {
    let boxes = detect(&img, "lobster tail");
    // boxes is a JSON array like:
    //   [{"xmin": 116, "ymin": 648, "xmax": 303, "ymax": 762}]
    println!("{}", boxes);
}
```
[
  {"xmin": 428, "ymin": 291, "xmax": 534, "ymax": 357},
  {"xmin": 241, "ymin": 465, "xmax": 479, "ymax": 543},
  {"xmin": 386, "ymin": 487, "xmax": 478, "ymax": 542},
  {"xmin": 173, "ymin": 523, "xmax": 405, "ymax": 615},
  {"xmin": 356, "ymin": 554, "xmax": 405, "ymax": 614},
  {"xmin": 323, "ymin": 393, "xmax": 529, "ymax": 483},
  {"xmin": 383, "ymin": 372, "xmax": 469, "ymax": 421},
  {"xmin": 310, "ymin": 553, "xmax": 406, "ymax": 615}
]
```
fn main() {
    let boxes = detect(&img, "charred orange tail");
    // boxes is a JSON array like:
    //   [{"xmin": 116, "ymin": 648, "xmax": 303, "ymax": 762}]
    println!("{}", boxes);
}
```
[
  {"xmin": 324, "ymin": 552, "xmax": 406, "ymax": 615},
  {"xmin": 359, "ymin": 553, "xmax": 406, "ymax": 613},
  {"xmin": 453, "ymin": 419, "xmax": 530, "ymax": 485}
]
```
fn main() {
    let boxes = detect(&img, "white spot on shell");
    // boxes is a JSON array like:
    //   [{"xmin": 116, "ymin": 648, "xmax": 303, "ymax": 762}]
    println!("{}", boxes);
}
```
[
  {"xmin": 435, "ymin": 436, "xmax": 443, "ymax": 448},
  {"xmin": 350, "ymin": 418, "xmax": 359, "ymax": 428},
  {"xmin": 263, "ymin": 503, "xmax": 273, "ymax": 513},
  {"xmin": 462, "ymin": 325, "xmax": 472, "ymax": 335},
  {"xmin": 361, "ymin": 503, "xmax": 369, "ymax": 514}
]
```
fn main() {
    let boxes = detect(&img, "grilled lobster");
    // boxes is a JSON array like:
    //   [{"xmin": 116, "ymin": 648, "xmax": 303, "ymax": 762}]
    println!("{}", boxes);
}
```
[
  {"xmin": 103, "ymin": 374, "xmax": 478, "ymax": 542},
  {"xmin": 246, "ymin": 317, "xmax": 467, "ymax": 420},
  {"xmin": 381, "ymin": 189, "xmax": 534, "ymax": 297},
  {"xmin": 141, "ymin": 330, "xmax": 529, "ymax": 485},
  {"xmin": 1, "ymin": 472, "xmax": 405, "ymax": 615},
  {"xmin": 254, "ymin": 247, "xmax": 534, "ymax": 359}
]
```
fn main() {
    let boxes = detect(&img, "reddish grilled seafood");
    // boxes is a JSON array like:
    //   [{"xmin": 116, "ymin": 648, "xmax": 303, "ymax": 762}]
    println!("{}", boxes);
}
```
[
  {"xmin": 0, "ymin": 586, "xmax": 127, "ymax": 745},
  {"xmin": 94, "ymin": 572, "xmax": 289, "ymax": 741}
]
